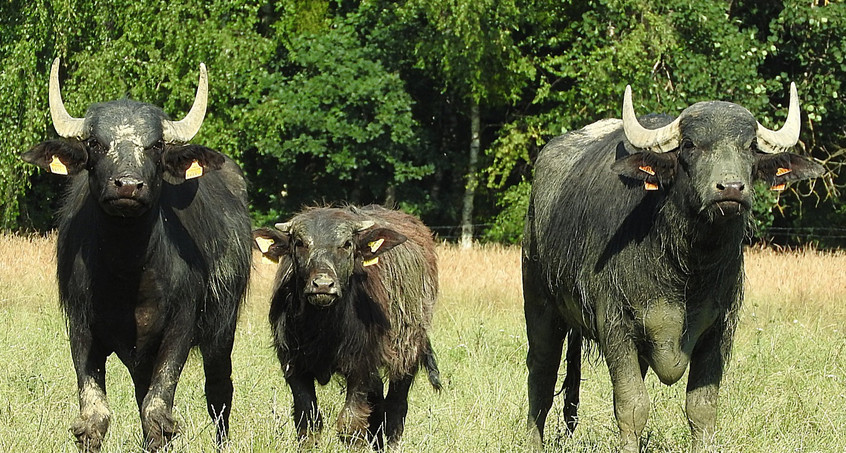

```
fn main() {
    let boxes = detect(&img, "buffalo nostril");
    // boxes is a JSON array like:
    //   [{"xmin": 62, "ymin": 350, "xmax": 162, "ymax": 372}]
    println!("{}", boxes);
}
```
[
  {"xmin": 312, "ymin": 275, "xmax": 335, "ymax": 289},
  {"xmin": 716, "ymin": 182, "xmax": 744, "ymax": 192},
  {"xmin": 114, "ymin": 179, "xmax": 123, "ymax": 188}
]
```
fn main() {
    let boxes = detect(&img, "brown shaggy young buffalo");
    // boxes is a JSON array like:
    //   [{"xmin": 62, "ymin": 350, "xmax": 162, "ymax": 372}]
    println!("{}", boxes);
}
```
[{"xmin": 253, "ymin": 205, "xmax": 441, "ymax": 450}]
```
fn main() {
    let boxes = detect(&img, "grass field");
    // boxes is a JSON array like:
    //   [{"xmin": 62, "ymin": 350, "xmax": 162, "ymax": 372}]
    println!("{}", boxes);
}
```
[{"xmin": 1, "ymin": 234, "xmax": 845, "ymax": 452}]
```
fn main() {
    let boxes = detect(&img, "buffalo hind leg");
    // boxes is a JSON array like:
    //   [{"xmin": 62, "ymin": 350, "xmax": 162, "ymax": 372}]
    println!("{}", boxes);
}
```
[
  {"xmin": 384, "ymin": 373, "xmax": 415, "ymax": 447},
  {"xmin": 200, "ymin": 336, "xmax": 235, "ymax": 448},
  {"xmin": 287, "ymin": 374, "xmax": 323, "ymax": 447},
  {"xmin": 524, "ymin": 293, "xmax": 566, "ymax": 449},
  {"xmin": 562, "ymin": 331, "xmax": 582, "ymax": 434},
  {"xmin": 69, "ymin": 331, "xmax": 111, "ymax": 453}
]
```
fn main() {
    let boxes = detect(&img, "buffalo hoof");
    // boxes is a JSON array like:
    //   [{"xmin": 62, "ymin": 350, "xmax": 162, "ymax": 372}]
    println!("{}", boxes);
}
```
[
  {"xmin": 142, "ymin": 408, "xmax": 178, "ymax": 451},
  {"xmin": 70, "ymin": 413, "xmax": 109, "ymax": 452}
]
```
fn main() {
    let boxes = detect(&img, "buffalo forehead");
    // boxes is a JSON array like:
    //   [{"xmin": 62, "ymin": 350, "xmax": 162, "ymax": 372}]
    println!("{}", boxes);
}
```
[
  {"xmin": 292, "ymin": 209, "xmax": 362, "ymax": 245},
  {"xmin": 679, "ymin": 101, "xmax": 757, "ymax": 145},
  {"xmin": 85, "ymin": 100, "xmax": 166, "ymax": 148}
]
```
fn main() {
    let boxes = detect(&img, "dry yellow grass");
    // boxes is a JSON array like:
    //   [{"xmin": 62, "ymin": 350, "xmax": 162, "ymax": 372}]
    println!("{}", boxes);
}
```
[
  {"xmin": 2, "ymin": 233, "xmax": 845, "ymax": 452},
  {"xmin": 0, "ymin": 233, "xmax": 57, "ymax": 308}
]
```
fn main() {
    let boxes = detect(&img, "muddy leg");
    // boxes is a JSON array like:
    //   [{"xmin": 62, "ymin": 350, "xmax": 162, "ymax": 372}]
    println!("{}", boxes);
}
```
[
  {"xmin": 602, "ymin": 331, "xmax": 649, "ymax": 453},
  {"xmin": 139, "ymin": 327, "xmax": 193, "ymax": 451},
  {"xmin": 68, "ymin": 327, "xmax": 110, "ymax": 452},
  {"xmin": 687, "ymin": 325, "xmax": 724, "ymax": 453}
]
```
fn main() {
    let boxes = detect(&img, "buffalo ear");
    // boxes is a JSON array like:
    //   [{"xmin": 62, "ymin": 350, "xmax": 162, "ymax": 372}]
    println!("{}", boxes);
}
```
[
  {"xmin": 611, "ymin": 150, "xmax": 678, "ymax": 191},
  {"xmin": 21, "ymin": 139, "xmax": 88, "ymax": 175},
  {"xmin": 161, "ymin": 145, "xmax": 227, "ymax": 183},
  {"xmin": 253, "ymin": 227, "xmax": 290, "ymax": 263},
  {"xmin": 355, "ymin": 227, "xmax": 407, "ymax": 261},
  {"xmin": 755, "ymin": 152, "xmax": 825, "ymax": 190}
]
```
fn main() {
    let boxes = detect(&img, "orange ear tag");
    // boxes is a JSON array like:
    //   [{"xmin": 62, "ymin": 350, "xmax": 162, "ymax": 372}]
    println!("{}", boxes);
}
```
[
  {"xmin": 776, "ymin": 167, "xmax": 791, "ymax": 176},
  {"xmin": 49, "ymin": 156, "xmax": 68, "ymax": 175},
  {"xmin": 185, "ymin": 160, "xmax": 204, "ymax": 179},
  {"xmin": 644, "ymin": 181, "xmax": 659, "ymax": 191},
  {"xmin": 368, "ymin": 238, "xmax": 385, "ymax": 253},
  {"xmin": 638, "ymin": 165, "xmax": 655, "ymax": 176},
  {"xmin": 362, "ymin": 257, "xmax": 379, "ymax": 267},
  {"xmin": 771, "ymin": 183, "xmax": 786, "ymax": 191}
]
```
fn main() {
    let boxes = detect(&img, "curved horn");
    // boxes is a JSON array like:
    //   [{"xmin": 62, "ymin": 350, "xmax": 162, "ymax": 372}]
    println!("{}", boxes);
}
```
[
  {"xmin": 355, "ymin": 220, "xmax": 376, "ymax": 232},
  {"xmin": 49, "ymin": 58, "xmax": 86, "ymax": 138},
  {"xmin": 162, "ymin": 63, "xmax": 208, "ymax": 143},
  {"xmin": 756, "ymin": 82, "xmax": 801, "ymax": 154},
  {"xmin": 622, "ymin": 85, "xmax": 681, "ymax": 152}
]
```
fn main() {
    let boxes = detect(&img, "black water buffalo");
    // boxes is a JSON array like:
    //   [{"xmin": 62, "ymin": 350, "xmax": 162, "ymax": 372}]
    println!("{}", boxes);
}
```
[
  {"xmin": 21, "ymin": 58, "xmax": 251, "ymax": 451},
  {"xmin": 253, "ymin": 205, "xmax": 441, "ymax": 450},
  {"xmin": 523, "ymin": 84, "xmax": 824, "ymax": 452}
]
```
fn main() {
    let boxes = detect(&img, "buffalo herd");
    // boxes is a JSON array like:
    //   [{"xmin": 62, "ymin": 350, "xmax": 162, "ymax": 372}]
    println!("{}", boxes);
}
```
[{"xmin": 20, "ymin": 58, "xmax": 824, "ymax": 452}]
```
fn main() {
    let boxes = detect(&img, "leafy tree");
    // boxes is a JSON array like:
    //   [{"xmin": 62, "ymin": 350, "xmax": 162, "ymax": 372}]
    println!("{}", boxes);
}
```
[{"xmin": 243, "ymin": 19, "xmax": 431, "ymax": 225}]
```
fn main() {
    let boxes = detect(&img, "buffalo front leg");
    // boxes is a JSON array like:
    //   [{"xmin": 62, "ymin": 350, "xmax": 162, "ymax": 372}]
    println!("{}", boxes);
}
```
[
  {"xmin": 69, "ymin": 327, "xmax": 111, "ymax": 452},
  {"xmin": 337, "ymin": 371, "xmax": 384, "ymax": 449},
  {"xmin": 140, "ymin": 327, "xmax": 193, "ymax": 451},
  {"xmin": 200, "ymin": 335, "xmax": 236, "ymax": 448},
  {"xmin": 601, "ymin": 330, "xmax": 650, "ymax": 453},
  {"xmin": 286, "ymin": 373, "xmax": 323, "ymax": 447},
  {"xmin": 686, "ymin": 325, "xmax": 725, "ymax": 452},
  {"xmin": 524, "ymin": 292, "xmax": 566, "ymax": 450}
]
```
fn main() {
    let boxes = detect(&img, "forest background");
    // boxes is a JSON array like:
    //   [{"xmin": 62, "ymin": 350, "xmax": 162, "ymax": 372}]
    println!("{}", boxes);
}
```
[{"xmin": 1, "ymin": 0, "xmax": 845, "ymax": 246}]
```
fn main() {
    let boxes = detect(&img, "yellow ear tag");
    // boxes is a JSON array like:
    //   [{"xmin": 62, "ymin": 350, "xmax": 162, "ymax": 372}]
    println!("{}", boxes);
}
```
[
  {"xmin": 368, "ymin": 238, "xmax": 385, "ymax": 253},
  {"xmin": 185, "ymin": 160, "xmax": 204, "ymax": 180},
  {"xmin": 771, "ymin": 183, "xmax": 786, "ymax": 191},
  {"xmin": 255, "ymin": 236, "xmax": 274, "ymax": 254},
  {"xmin": 362, "ymin": 257, "xmax": 379, "ymax": 267},
  {"xmin": 644, "ymin": 181, "xmax": 659, "ymax": 191},
  {"xmin": 776, "ymin": 167, "xmax": 791, "ymax": 176},
  {"xmin": 638, "ymin": 165, "xmax": 655, "ymax": 176},
  {"xmin": 49, "ymin": 156, "xmax": 68, "ymax": 175}
]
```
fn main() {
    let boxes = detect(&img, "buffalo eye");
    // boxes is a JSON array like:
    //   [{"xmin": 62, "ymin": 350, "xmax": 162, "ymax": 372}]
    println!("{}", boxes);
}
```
[
  {"xmin": 293, "ymin": 238, "xmax": 307, "ymax": 250},
  {"xmin": 85, "ymin": 137, "xmax": 104, "ymax": 154},
  {"xmin": 680, "ymin": 138, "xmax": 695, "ymax": 152},
  {"xmin": 341, "ymin": 240, "xmax": 353, "ymax": 251},
  {"xmin": 150, "ymin": 139, "xmax": 164, "ymax": 154}
]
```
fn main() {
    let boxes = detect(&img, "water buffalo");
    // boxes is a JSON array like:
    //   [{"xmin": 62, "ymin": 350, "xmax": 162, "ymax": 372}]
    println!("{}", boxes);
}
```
[
  {"xmin": 21, "ymin": 58, "xmax": 251, "ymax": 451},
  {"xmin": 253, "ymin": 205, "xmax": 441, "ymax": 450},
  {"xmin": 523, "ymin": 84, "xmax": 824, "ymax": 452}
]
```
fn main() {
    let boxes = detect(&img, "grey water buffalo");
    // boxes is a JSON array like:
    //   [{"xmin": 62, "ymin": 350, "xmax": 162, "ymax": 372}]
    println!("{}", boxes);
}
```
[
  {"xmin": 21, "ymin": 58, "xmax": 251, "ymax": 451},
  {"xmin": 523, "ymin": 84, "xmax": 824, "ymax": 452},
  {"xmin": 253, "ymin": 205, "xmax": 441, "ymax": 450}
]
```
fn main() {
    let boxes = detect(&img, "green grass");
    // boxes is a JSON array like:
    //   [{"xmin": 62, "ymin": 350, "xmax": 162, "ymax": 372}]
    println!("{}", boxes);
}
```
[{"xmin": 1, "ymin": 236, "xmax": 845, "ymax": 452}]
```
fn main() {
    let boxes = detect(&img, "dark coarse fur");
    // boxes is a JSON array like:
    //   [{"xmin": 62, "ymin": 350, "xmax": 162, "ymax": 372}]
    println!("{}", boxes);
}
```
[
  {"xmin": 523, "ymin": 107, "xmax": 823, "ymax": 452},
  {"xmin": 57, "ymin": 157, "xmax": 251, "ymax": 353},
  {"xmin": 261, "ymin": 205, "xmax": 439, "ymax": 449},
  {"xmin": 23, "ymin": 97, "xmax": 251, "ymax": 452}
]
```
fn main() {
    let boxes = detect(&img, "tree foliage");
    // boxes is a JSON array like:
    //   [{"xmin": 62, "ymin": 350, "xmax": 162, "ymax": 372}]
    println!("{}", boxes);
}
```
[{"xmin": 1, "ymin": 0, "xmax": 844, "ymax": 246}]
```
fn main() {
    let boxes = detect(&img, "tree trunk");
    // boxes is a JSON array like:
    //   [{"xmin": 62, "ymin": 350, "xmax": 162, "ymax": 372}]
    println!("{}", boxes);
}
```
[{"xmin": 460, "ymin": 100, "xmax": 480, "ymax": 249}]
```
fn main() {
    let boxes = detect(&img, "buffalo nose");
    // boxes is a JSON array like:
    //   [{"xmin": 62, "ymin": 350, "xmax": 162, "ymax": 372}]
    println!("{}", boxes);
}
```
[
  {"xmin": 114, "ymin": 176, "xmax": 145, "ymax": 198},
  {"xmin": 716, "ymin": 181, "xmax": 745, "ymax": 192},
  {"xmin": 311, "ymin": 274, "xmax": 335, "ymax": 291}
]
